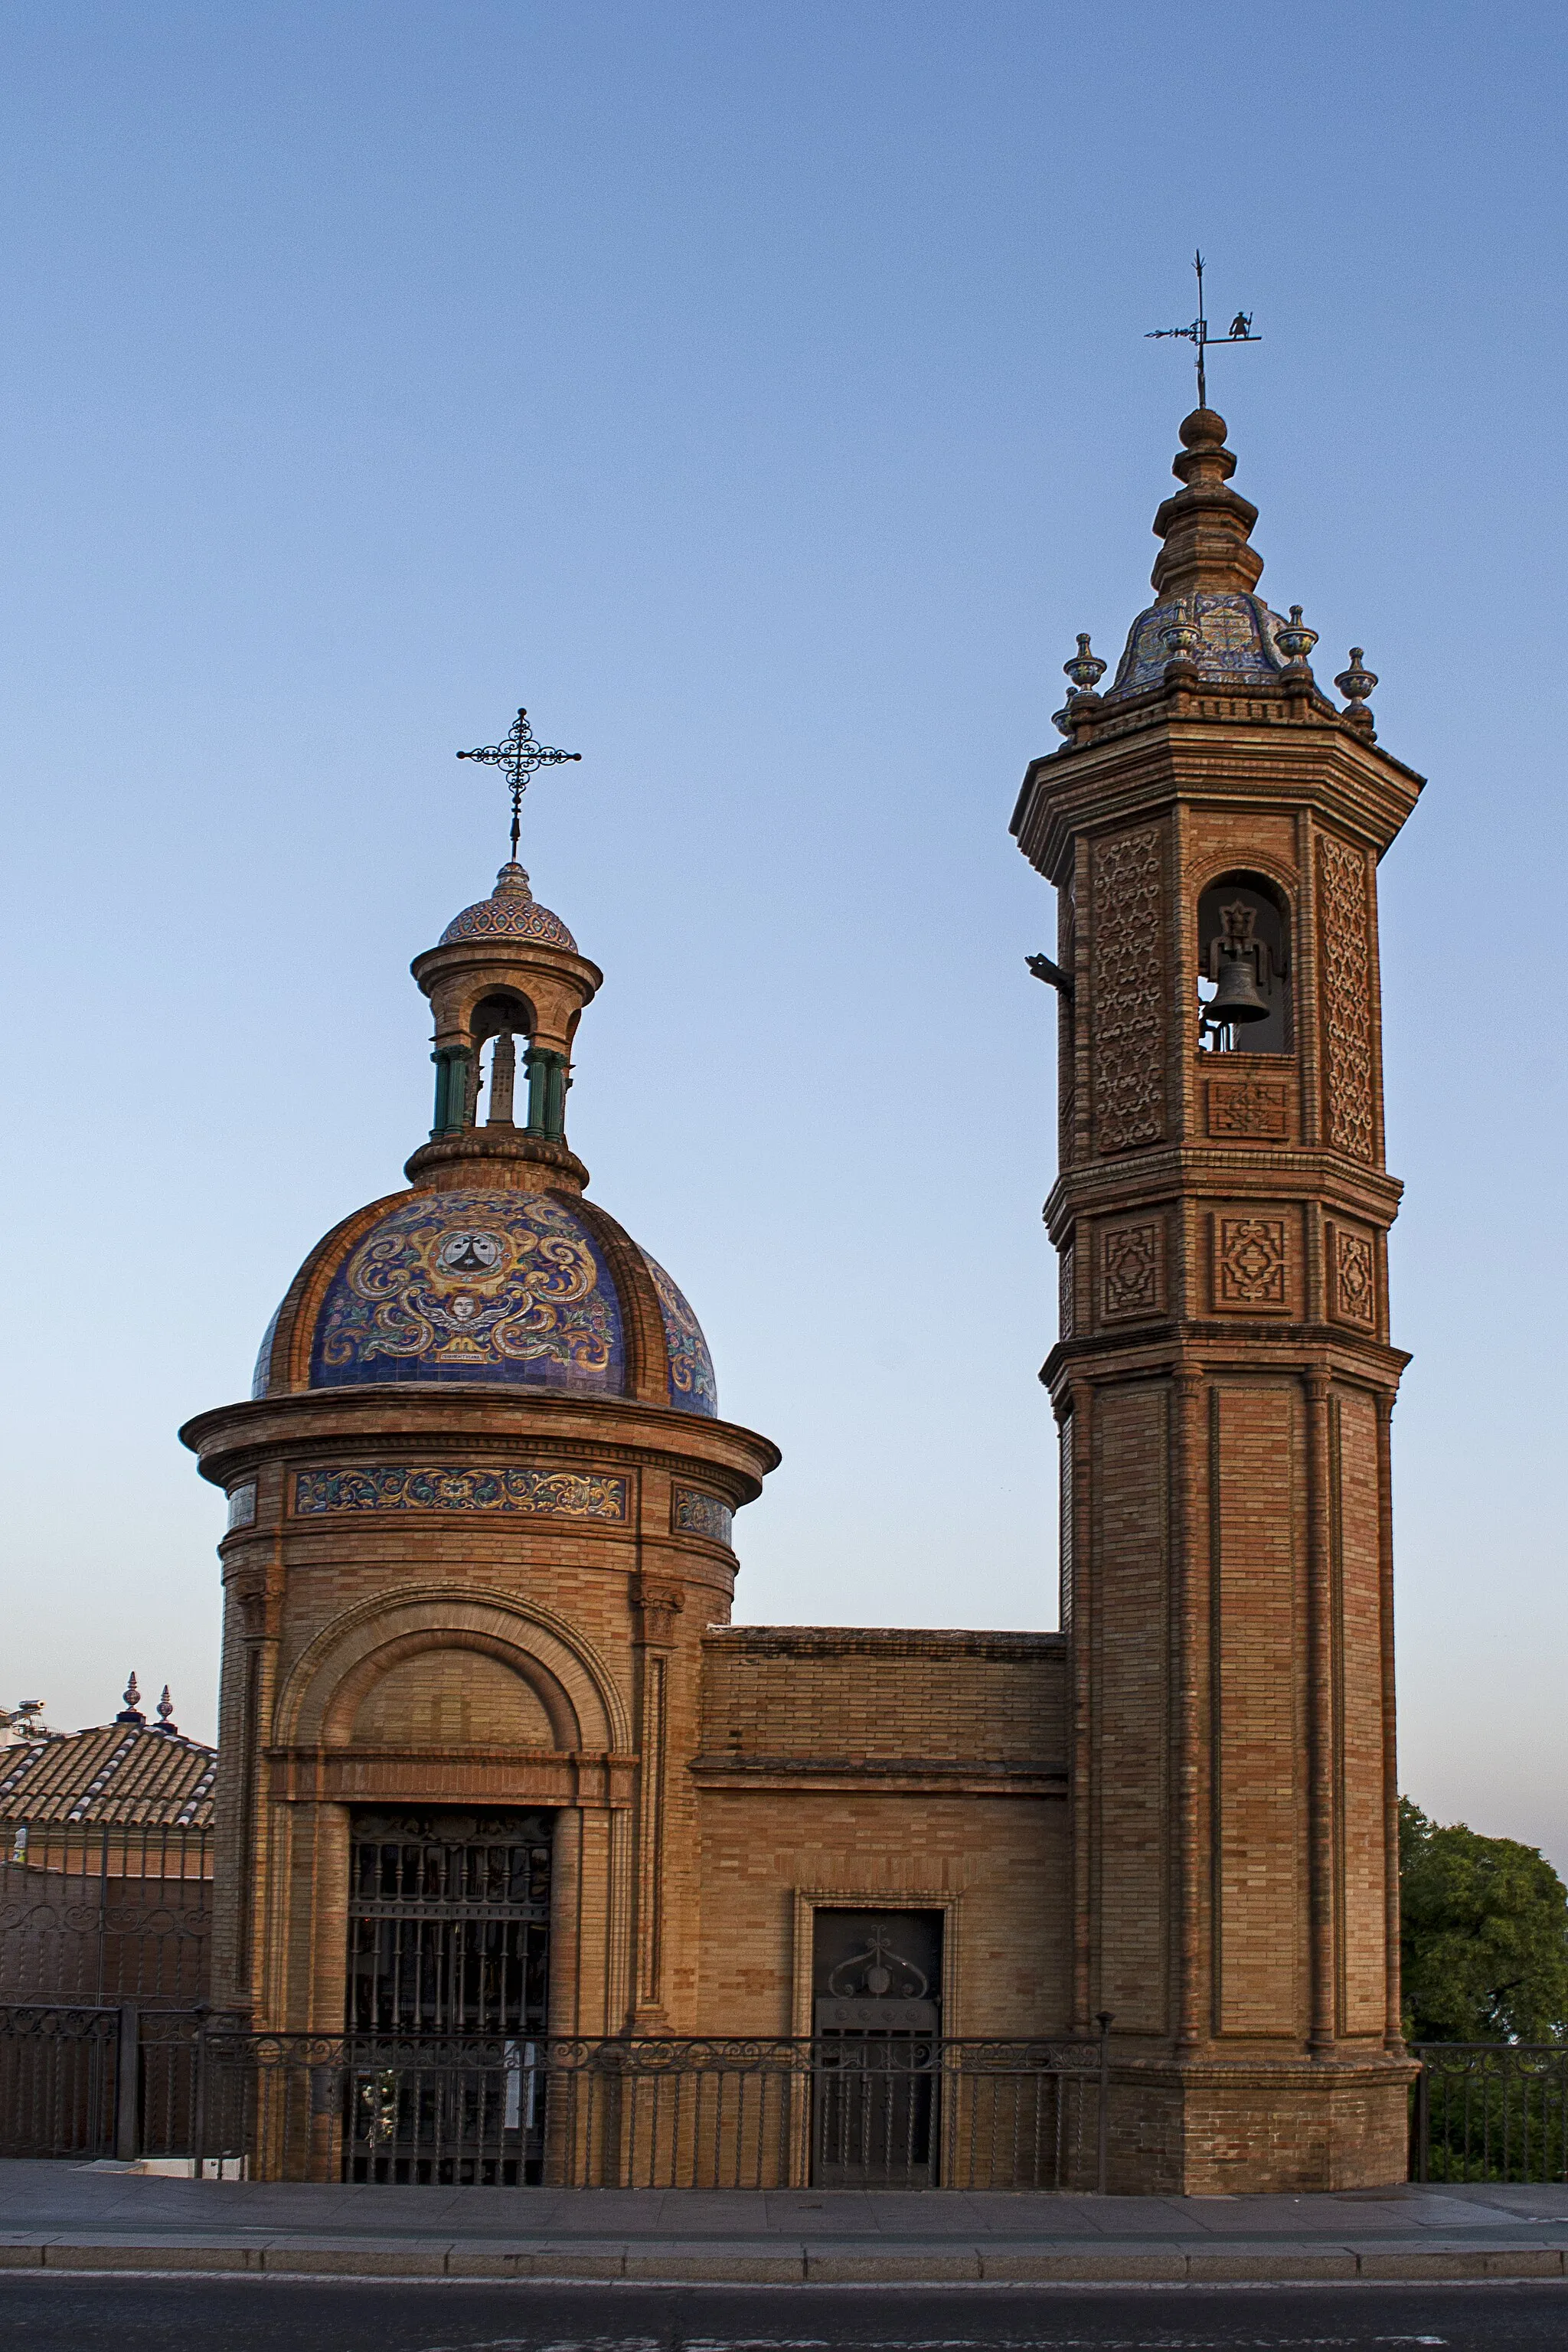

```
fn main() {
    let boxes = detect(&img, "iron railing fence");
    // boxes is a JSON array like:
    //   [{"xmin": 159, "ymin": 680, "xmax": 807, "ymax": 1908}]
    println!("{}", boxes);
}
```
[
  {"xmin": 0, "ymin": 1823, "xmax": 211, "ymax": 2006},
  {"xmin": 0, "ymin": 2010, "xmax": 1114, "ymax": 2189},
  {"xmin": 188, "ymin": 2028, "xmax": 1114, "ymax": 2190},
  {"xmin": 1411, "ymin": 2043, "xmax": 1568, "ymax": 2184}
]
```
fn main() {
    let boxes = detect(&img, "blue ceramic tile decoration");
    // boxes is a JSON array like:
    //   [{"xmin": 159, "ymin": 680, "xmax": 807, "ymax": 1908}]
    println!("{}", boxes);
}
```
[
  {"xmin": 227, "ymin": 1482, "xmax": 258, "ymax": 1529},
  {"xmin": 1106, "ymin": 593, "xmax": 1289, "ymax": 701},
  {"xmin": 294, "ymin": 1465, "xmax": 627, "ymax": 1520},
  {"xmin": 672, "ymin": 1486, "xmax": 732, "ymax": 1544},
  {"xmin": 311, "ymin": 1190, "xmax": 625, "ymax": 1393},
  {"xmin": 640, "ymin": 1251, "xmax": 718, "ymax": 1417}
]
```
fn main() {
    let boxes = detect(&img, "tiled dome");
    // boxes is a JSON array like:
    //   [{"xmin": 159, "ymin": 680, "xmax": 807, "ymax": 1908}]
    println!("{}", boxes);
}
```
[
  {"xmin": 439, "ymin": 864, "xmax": 577, "ymax": 952},
  {"xmin": 253, "ymin": 1188, "xmax": 717, "ymax": 1416},
  {"xmin": 1104, "ymin": 591, "xmax": 1289, "ymax": 702}
]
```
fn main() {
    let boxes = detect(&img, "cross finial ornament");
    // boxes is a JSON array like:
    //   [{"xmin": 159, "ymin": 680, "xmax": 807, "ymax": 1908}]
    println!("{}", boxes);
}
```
[
  {"xmin": 1147, "ymin": 250, "xmax": 1261, "ymax": 410},
  {"xmin": 457, "ymin": 706, "xmax": 583, "ymax": 861}
]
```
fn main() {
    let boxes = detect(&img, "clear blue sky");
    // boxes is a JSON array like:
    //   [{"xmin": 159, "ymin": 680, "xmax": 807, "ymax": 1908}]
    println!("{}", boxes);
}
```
[{"xmin": 4, "ymin": 3, "xmax": 1565, "ymax": 1867}]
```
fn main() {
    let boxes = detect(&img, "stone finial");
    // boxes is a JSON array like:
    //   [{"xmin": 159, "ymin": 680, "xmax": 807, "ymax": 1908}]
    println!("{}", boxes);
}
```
[
  {"xmin": 1063, "ymin": 633, "xmax": 1106, "ymax": 695},
  {"xmin": 115, "ymin": 1672, "xmax": 145, "ymax": 1726},
  {"xmin": 1161, "ymin": 602, "xmax": 1201, "ymax": 662},
  {"xmin": 1150, "ymin": 409, "xmax": 1263, "ymax": 600},
  {"xmin": 1052, "ymin": 632, "xmax": 1107, "ymax": 737},
  {"xmin": 154, "ymin": 1685, "xmax": 178, "ymax": 1735},
  {"xmin": 1334, "ymin": 648, "xmax": 1378, "ymax": 733},
  {"xmin": 1277, "ymin": 606, "xmax": 1318, "ymax": 665}
]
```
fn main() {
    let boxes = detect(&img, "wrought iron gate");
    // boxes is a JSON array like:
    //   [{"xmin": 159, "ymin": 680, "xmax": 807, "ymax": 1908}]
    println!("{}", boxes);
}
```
[
  {"xmin": 811, "ymin": 1909, "xmax": 942, "ymax": 2186},
  {"xmin": 344, "ymin": 1808, "xmax": 551, "ymax": 2184}
]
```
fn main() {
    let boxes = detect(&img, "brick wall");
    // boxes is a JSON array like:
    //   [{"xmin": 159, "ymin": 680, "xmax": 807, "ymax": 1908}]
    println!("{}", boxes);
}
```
[{"xmin": 693, "ymin": 1628, "xmax": 1070, "ymax": 2038}]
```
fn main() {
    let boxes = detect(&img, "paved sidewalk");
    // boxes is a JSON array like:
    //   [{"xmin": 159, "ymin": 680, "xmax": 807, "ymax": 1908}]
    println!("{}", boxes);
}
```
[{"xmin": 1, "ymin": 2162, "xmax": 1566, "ymax": 2283}]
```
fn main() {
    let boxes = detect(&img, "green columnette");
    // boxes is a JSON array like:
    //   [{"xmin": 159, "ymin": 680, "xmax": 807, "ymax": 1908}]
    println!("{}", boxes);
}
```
[
  {"xmin": 1400, "ymin": 1796, "xmax": 1568, "ymax": 2043},
  {"xmin": 430, "ymin": 1044, "xmax": 472, "ymax": 1138},
  {"xmin": 524, "ymin": 1047, "xmax": 569, "ymax": 1142}
]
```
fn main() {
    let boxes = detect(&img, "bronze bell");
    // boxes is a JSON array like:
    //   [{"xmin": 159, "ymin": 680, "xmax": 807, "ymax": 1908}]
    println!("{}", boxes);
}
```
[{"xmin": 1208, "ymin": 945, "xmax": 1270, "ymax": 1024}]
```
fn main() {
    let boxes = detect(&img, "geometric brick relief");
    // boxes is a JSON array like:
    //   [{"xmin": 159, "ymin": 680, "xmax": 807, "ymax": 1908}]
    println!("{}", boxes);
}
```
[
  {"xmin": 292, "ymin": 1465, "xmax": 628, "ymax": 1521},
  {"xmin": 1207, "ymin": 1076, "xmax": 1290, "ymax": 1140},
  {"xmin": 1330, "ymin": 1224, "xmax": 1377, "ymax": 1329},
  {"xmin": 1100, "ymin": 1219, "xmax": 1165, "ymax": 1322},
  {"xmin": 1317, "ymin": 834, "xmax": 1376, "ymax": 1162},
  {"xmin": 672, "ymin": 1486, "xmax": 733, "ymax": 1545},
  {"xmin": 1091, "ymin": 827, "xmax": 1166, "ymax": 1155},
  {"xmin": 1059, "ymin": 1241, "xmax": 1075, "ymax": 1340},
  {"xmin": 1213, "ymin": 1215, "xmax": 1290, "ymax": 1312}
]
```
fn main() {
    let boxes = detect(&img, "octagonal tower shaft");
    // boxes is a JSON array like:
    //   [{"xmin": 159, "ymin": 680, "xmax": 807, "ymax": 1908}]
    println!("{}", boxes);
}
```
[{"xmin": 1011, "ymin": 411, "xmax": 1423, "ymax": 2192}]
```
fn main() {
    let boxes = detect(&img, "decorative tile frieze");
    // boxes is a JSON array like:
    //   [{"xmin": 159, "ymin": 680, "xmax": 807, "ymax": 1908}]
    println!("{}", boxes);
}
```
[
  {"xmin": 672, "ymin": 1486, "xmax": 733, "ymax": 1545},
  {"xmin": 1329, "ymin": 1223, "xmax": 1377, "ymax": 1329},
  {"xmin": 226, "ymin": 1482, "xmax": 257, "ymax": 1530},
  {"xmin": 1214, "ymin": 1216, "xmax": 1289, "ymax": 1311},
  {"xmin": 1099, "ymin": 1219, "xmax": 1164, "ymax": 1323},
  {"xmin": 293, "ymin": 1465, "xmax": 628, "ymax": 1521},
  {"xmin": 1207, "ymin": 1076, "xmax": 1290, "ymax": 1140}
]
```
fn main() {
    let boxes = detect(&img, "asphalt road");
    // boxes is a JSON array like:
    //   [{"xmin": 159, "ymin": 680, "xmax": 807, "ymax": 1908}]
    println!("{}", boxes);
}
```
[{"xmin": 1, "ymin": 2278, "xmax": 1567, "ymax": 2350}]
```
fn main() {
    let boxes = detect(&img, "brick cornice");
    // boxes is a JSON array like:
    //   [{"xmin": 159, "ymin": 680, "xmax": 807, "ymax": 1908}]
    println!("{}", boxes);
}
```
[
  {"xmin": 181, "ymin": 1383, "xmax": 779, "ymax": 1502},
  {"xmin": 1013, "ymin": 706, "xmax": 1423, "ymax": 883}
]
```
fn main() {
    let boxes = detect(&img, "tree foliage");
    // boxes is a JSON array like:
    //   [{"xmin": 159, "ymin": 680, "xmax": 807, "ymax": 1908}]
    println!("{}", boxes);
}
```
[{"xmin": 1400, "ymin": 1798, "xmax": 1568, "ymax": 2043}]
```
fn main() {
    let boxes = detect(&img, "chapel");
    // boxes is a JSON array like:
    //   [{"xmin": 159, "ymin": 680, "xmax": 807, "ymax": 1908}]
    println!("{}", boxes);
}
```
[{"xmin": 182, "ymin": 403, "xmax": 1421, "ymax": 2193}]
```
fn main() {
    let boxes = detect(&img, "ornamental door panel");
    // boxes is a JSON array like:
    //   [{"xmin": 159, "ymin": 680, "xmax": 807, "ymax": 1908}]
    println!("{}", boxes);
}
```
[
  {"xmin": 344, "ymin": 1808, "xmax": 551, "ymax": 2185},
  {"xmin": 811, "ymin": 1907, "xmax": 942, "ymax": 2187}
]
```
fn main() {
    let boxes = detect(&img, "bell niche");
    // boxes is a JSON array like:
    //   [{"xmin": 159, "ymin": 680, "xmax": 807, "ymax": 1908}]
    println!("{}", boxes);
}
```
[{"xmin": 1197, "ymin": 872, "xmax": 1291, "ymax": 1054}]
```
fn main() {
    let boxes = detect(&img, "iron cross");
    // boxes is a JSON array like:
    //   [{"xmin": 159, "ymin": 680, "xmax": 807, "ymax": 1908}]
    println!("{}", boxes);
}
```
[
  {"xmin": 457, "ymin": 707, "xmax": 583, "ymax": 860},
  {"xmin": 1147, "ymin": 250, "xmax": 1261, "ymax": 410}
]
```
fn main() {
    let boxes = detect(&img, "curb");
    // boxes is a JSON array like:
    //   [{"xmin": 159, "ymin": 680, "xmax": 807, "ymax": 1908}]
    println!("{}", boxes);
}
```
[{"xmin": 0, "ymin": 2241, "xmax": 1566, "ymax": 2286}]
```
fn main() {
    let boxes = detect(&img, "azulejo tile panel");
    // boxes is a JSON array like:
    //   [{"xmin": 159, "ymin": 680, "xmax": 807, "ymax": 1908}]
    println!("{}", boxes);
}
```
[
  {"xmin": 640, "ymin": 1250, "xmax": 718, "ymax": 1418},
  {"xmin": 310, "ymin": 1189, "xmax": 626, "ymax": 1393},
  {"xmin": 294, "ymin": 1465, "xmax": 628, "ymax": 1521},
  {"xmin": 672, "ymin": 1485, "xmax": 733, "ymax": 1544}
]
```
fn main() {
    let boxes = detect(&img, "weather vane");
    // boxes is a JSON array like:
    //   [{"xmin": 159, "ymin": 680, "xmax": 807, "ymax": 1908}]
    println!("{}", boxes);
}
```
[
  {"xmin": 1147, "ymin": 250, "xmax": 1260, "ymax": 410},
  {"xmin": 457, "ymin": 706, "xmax": 582, "ymax": 861}
]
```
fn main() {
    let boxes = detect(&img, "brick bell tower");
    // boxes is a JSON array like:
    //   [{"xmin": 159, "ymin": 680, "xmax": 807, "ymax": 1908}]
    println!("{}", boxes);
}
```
[{"xmin": 1011, "ymin": 407, "xmax": 1422, "ymax": 2191}]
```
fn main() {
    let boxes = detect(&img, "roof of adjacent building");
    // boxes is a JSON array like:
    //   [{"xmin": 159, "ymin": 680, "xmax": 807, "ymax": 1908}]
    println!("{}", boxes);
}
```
[{"xmin": 0, "ymin": 1723, "xmax": 217, "ymax": 1829}]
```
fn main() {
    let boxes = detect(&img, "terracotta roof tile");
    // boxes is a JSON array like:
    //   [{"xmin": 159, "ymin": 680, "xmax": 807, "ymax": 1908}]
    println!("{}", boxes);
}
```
[{"xmin": 0, "ymin": 1725, "xmax": 217, "ymax": 1828}]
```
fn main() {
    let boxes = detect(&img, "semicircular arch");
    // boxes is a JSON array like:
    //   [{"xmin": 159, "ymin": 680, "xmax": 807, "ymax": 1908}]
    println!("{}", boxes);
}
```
[{"xmin": 273, "ymin": 1583, "xmax": 629, "ymax": 1756}]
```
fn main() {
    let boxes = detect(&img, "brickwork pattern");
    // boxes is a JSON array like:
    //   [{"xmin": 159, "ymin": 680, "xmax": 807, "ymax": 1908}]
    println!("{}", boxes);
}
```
[
  {"xmin": 1091, "ymin": 828, "xmax": 1166, "ymax": 1153},
  {"xmin": 1214, "ymin": 1382, "xmax": 1302, "ymax": 2037},
  {"xmin": 696, "ymin": 1792, "xmax": 1070, "ymax": 2037},
  {"xmin": 1317, "ymin": 834, "xmax": 1377, "ymax": 1161},
  {"xmin": 1336, "ymin": 1388, "xmax": 1387, "ymax": 2036},
  {"xmin": 348, "ymin": 1648, "xmax": 557, "ymax": 1749},
  {"xmin": 1090, "ymin": 1385, "xmax": 1168, "ymax": 2033},
  {"xmin": 699, "ymin": 1629, "xmax": 1064, "ymax": 1768}
]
